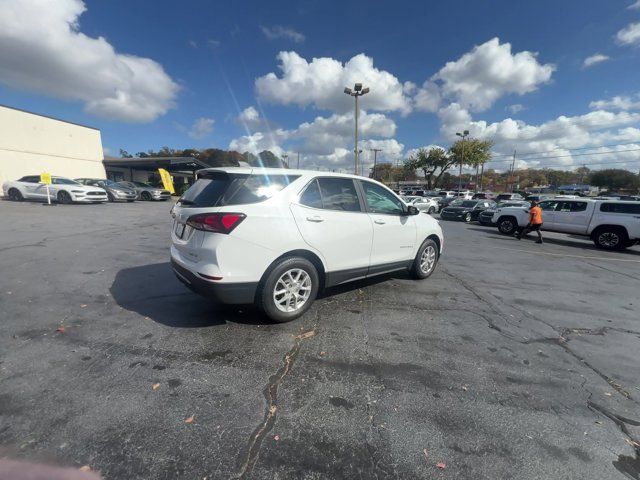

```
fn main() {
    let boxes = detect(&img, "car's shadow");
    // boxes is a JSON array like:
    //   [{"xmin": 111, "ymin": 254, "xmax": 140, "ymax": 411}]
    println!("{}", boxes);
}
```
[
  {"xmin": 465, "ymin": 226, "xmax": 640, "ymax": 256},
  {"xmin": 110, "ymin": 263, "xmax": 412, "ymax": 327},
  {"xmin": 110, "ymin": 263, "xmax": 269, "ymax": 327}
]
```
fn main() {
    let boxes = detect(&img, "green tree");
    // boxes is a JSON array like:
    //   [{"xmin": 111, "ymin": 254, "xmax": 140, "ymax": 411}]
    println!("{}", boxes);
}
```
[
  {"xmin": 449, "ymin": 138, "xmax": 493, "ymax": 189},
  {"xmin": 590, "ymin": 169, "xmax": 640, "ymax": 191},
  {"xmin": 406, "ymin": 147, "xmax": 450, "ymax": 189},
  {"xmin": 119, "ymin": 149, "xmax": 133, "ymax": 158}
]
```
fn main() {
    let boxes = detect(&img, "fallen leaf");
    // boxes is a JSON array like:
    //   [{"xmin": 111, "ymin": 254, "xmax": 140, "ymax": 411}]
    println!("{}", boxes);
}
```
[
  {"xmin": 79, "ymin": 465, "xmax": 91, "ymax": 472},
  {"xmin": 273, "ymin": 435, "xmax": 280, "ymax": 441},
  {"xmin": 80, "ymin": 304, "xmax": 87, "ymax": 308},
  {"xmin": 462, "ymin": 384, "xmax": 469, "ymax": 392},
  {"xmin": 55, "ymin": 327, "xmax": 65, "ymax": 333},
  {"xmin": 595, "ymin": 421, "xmax": 603, "ymax": 425},
  {"xmin": 185, "ymin": 415, "xmax": 194, "ymax": 424},
  {"xmin": 152, "ymin": 383, "xmax": 160, "ymax": 391},
  {"xmin": 625, "ymin": 438, "xmax": 640, "ymax": 448},
  {"xmin": 319, "ymin": 351, "xmax": 326, "ymax": 356},
  {"xmin": 436, "ymin": 462, "xmax": 446, "ymax": 469},
  {"xmin": 604, "ymin": 392, "xmax": 612, "ymax": 396},
  {"xmin": 423, "ymin": 448, "xmax": 428, "ymax": 460}
]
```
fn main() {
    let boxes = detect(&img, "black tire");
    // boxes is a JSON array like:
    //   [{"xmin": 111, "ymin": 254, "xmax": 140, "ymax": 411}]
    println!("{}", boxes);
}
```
[
  {"xmin": 107, "ymin": 192, "xmax": 115, "ymax": 202},
  {"xmin": 258, "ymin": 257, "xmax": 319, "ymax": 323},
  {"xmin": 464, "ymin": 212, "xmax": 472, "ymax": 223},
  {"xmin": 141, "ymin": 191, "xmax": 152, "ymax": 201},
  {"xmin": 497, "ymin": 216, "xmax": 517, "ymax": 235},
  {"xmin": 8, "ymin": 188, "xmax": 23, "ymax": 202},
  {"xmin": 57, "ymin": 190, "xmax": 72, "ymax": 204},
  {"xmin": 593, "ymin": 227, "xmax": 628, "ymax": 251},
  {"xmin": 410, "ymin": 238, "xmax": 440, "ymax": 279},
  {"xmin": 428, "ymin": 206, "xmax": 436, "ymax": 214}
]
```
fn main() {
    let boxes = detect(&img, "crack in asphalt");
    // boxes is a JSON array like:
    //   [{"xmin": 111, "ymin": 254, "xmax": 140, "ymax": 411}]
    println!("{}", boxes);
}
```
[{"xmin": 232, "ymin": 327, "xmax": 317, "ymax": 480}]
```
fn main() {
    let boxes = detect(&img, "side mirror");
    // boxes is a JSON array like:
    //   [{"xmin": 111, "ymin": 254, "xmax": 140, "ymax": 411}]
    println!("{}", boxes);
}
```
[{"xmin": 407, "ymin": 205, "xmax": 420, "ymax": 216}]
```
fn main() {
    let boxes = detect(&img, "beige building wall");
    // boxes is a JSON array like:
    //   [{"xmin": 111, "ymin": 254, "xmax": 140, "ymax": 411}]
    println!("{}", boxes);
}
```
[{"xmin": 0, "ymin": 105, "xmax": 106, "ymax": 186}]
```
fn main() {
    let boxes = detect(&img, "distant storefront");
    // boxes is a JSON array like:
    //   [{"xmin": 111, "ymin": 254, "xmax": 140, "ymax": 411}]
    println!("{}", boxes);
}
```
[{"xmin": 102, "ymin": 157, "xmax": 210, "ymax": 194}]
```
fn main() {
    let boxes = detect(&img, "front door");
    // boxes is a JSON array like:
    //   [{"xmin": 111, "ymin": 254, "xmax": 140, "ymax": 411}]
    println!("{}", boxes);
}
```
[
  {"xmin": 551, "ymin": 201, "xmax": 590, "ymax": 234},
  {"xmin": 290, "ymin": 177, "xmax": 373, "ymax": 283},
  {"xmin": 537, "ymin": 200, "xmax": 559, "ymax": 230},
  {"xmin": 359, "ymin": 180, "xmax": 416, "ymax": 271}
]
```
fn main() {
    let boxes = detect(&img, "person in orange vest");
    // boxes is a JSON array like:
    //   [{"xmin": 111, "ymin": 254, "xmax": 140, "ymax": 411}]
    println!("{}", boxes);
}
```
[{"xmin": 516, "ymin": 201, "xmax": 543, "ymax": 243}]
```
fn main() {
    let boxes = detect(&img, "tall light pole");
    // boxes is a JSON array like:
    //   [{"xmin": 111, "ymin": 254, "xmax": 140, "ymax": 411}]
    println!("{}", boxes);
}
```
[
  {"xmin": 344, "ymin": 83, "xmax": 370, "ymax": 175},
  {"xmin": 281, "ymin": 153, "xmax": 289, "ymax": 168},
  {"xmin": 456, "ymin": 130, "xmax": 469, "ymax": 194},
  {"xmin": 370, "ymin": 148, "xmax": 382, "ymax": 180}
]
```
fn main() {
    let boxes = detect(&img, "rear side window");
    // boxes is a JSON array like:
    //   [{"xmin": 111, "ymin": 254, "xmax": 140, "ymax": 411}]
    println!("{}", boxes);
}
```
[
  {"xmin": 600, "ymin": 203, "xmax": 640, "ymax": 214},
  {"xmin": 180, "ymin": 172, "xmax": 299, "ymax": 207},
  {"xmin": 19, "ymin": 176, "xmax": 39, "ymax": 183},
  {"xmin": 299, "ymin": 179, "xmax": 323, "ymax": 208},
  {"xmin": 317, "ymin": 178, "xmax": 361, "ymax": 212}
]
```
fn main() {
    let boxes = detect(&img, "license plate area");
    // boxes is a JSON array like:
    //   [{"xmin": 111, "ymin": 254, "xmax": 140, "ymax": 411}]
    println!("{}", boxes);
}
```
[{"xmin": 175, "ymin": 222, "xmax": 186, "ymax": 239}]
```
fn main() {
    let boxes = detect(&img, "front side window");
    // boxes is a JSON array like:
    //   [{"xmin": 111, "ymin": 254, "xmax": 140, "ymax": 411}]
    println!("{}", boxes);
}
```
[
  {"xmin": 19, "ymin": 176, "xmax": 39, "ymax": 183},
  {"xmin": 317, "ymin": 178, "xmax": 361, "ymax": 212},
  {"xmin": 539, "ymin": 201, "xmax": 558, "ymax": 211},
  {"xmin": 361, "ymin": 181, "xmax": 404, "ymax": 215}
]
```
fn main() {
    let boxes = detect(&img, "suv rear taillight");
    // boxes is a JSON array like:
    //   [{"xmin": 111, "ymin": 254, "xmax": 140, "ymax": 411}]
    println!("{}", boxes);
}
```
[{"xmin": 186, "ymin": 213, "xmax": 246, "ymax": 233}]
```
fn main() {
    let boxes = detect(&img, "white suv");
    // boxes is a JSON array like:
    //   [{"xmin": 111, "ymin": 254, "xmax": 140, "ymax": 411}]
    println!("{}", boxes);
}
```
[{"xmin": 170, "ymin": 168, "xmax": 444, "ymax": 322}]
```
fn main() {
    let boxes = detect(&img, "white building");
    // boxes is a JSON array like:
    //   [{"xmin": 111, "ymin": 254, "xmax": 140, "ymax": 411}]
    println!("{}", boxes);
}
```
[{"xmin": 0, "ymin": 105, "xmax": 106, "ymax": 186}]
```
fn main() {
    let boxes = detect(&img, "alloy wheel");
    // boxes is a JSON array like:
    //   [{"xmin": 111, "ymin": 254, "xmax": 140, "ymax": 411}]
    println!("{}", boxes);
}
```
[
  {"xmin": 273, "ymin": 268, "xmax": 312, "ymax": 313},
  {"xmin": 420, "ymin": 245, "xmax": 437, "ymax": 274},
  {"xmin": 598, "ymin": 232, "xmax": 619, "ymax": 248}
]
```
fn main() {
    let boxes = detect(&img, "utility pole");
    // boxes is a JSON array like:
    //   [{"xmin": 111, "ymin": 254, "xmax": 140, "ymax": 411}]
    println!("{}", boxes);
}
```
[
  {"xmin": 297, "ymin": 152, "xmax": 300, "ymax": 169},
  {"xmin": 369, "ymin": 148, "xmax": 382, "ymax": 180},
  {"xmin": 344, "ymin": 83, "xmax": 370, "ymax": 175},
  {"xmin": 509, "ymin": 150, "xmax": 516, "ymax": 192},
  {"xmin": 456, "ymin": 130, "xmax": 469, "ymax": 194},
  {"xmin": 479, "ymin": 163, "xmax": 485, "ymax": 192},
  {"xmin": 282, "ymin": 153, "xmax": 289, "ymax": 169}
]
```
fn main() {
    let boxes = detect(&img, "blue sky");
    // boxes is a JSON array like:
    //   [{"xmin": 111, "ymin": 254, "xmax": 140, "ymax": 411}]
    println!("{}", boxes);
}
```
[{"xmin": 1, "ymin": 0, "xmax": 640, "ymax": 171}]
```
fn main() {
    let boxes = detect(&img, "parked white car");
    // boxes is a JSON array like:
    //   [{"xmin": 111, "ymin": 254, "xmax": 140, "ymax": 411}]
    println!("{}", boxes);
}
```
[
  {"xmin": 409, "ymin": 196, "xmax": 440, "ymax": 214},
  {"xmin": 3, "ymin": 175, "xmax": 108, "ymax": 204},
  {"xmin": 492, "ymin": 199, "xmax": 640, "ymax": 250},
  {"xmin": 170, "ymin": 168, "xmax": 444, "ymax": 322}
]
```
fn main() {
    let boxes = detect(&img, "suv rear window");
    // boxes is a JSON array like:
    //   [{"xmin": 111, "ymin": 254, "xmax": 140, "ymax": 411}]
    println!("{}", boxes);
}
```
[
  {"xmin": 179, "ymin": 172, "xmax": 299, "ymax": 207},
  {"xmin": 600, "ymin": 203, "xmax": 640, "ymax": 214}
]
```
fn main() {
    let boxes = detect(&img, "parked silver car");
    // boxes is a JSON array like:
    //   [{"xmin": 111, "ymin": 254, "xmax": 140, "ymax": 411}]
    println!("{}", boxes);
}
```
[
  {"xmin": 117, "ymin": 181, "xmax": 172, "ymax": 201},
  {"xmin": 75, "ymin": 178, "xmax": 137, "ymax": 202}
]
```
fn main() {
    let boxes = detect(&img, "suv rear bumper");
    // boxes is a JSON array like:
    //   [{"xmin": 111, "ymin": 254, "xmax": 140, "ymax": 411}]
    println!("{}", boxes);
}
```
[{"xmin": 171, "ymin": 258, "xmax": 258, "ymax": 304}]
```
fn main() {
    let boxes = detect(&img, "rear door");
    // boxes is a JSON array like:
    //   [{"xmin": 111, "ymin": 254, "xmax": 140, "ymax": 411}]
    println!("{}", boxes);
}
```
[
  {"xmin": 359, "ymin": 180, "xmax": 416, "ymax": 270},
  {"xmin": 290, "ymin": 177, "xmax": 373, "ymax": 280},
  {"xmin": 551, "ymin": 201, "xmax": 590, "ymax": 234}
]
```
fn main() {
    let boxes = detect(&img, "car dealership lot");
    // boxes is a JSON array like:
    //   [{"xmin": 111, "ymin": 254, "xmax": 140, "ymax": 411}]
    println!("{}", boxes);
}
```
[{"xmin": 1, "ymin": 201, "xmax": 639, "ymax": 479}]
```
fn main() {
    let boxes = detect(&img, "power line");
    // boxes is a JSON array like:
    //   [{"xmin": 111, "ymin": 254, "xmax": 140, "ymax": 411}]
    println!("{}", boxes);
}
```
[
  {"xmin": 489, "ymin": 141, "xmax": 640, "ymax": 159},
  {"xmin": 486, "ymin": 147, "xmax": 640, "ymax": 164}
]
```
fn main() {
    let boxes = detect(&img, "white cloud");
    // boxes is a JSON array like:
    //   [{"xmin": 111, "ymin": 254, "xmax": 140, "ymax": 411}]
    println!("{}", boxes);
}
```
[
  {"xmin": 589, "ymin": 94, "xmax": 640, "ymax": 111},
  {"xmin": 255, "ymin": 51, "xmax": 413, "ymax": 115},
  {"xmin": 414, "ymin": 81, "xmax": 441, "ymax": 112},
  {"xmin": 430, "ymin": 38, "xmax": 555, "ymax": 112},
  {"xmin": 616, "ymin": 22, "xmax": 640, "ymax": 46},
  {"xmin": 188, "ymin": 40, "xmax": 198, "ymax": 48},
  {"xmin": 0, "ymin": 0, "xmax": 179, "ymax": 123},
  {"xmin": 628, "ymin": 1, "xmax": 640, "ymax": 10},
  {"xmin": 207, "ymin": 39, "xmax": 221, "ymax": 49},
  {"xmin": 507, "ymin": 104, "xmax": 525, "ymax": 114},
  {"xmin": 260, "ymin": 25, "xmax": 305, "ymax": 43},
  {"xmin": 437, "ymin": 103, "xmax": 640, "ymax": 169},
  {"xmin": 583, "ymin": 53, "xmax": 610, "ymax": 68},
  {"xmin": 229, "ymin": 110, "xmax": 400, "ymax": 171},
  {"xmin": 188, "ymin": 117, "xmax": 214, "ymax": 139}
]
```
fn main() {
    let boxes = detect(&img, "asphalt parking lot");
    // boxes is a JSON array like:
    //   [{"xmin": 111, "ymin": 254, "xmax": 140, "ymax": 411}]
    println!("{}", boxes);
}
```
[{"xmin": 1, "ymin": 200, "xmax": 639, "ymax": 480}]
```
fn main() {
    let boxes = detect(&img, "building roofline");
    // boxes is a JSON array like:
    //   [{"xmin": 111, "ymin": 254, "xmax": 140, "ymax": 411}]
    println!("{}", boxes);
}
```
[{"xmin": 0, "ymin": 104, "xmax": 100, "ymax": 131}]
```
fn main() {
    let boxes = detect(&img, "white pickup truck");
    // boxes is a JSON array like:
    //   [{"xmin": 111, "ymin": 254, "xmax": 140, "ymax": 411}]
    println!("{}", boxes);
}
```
[{"xmin": 492, "ymin": 199, "xmax": 640, "ymax": 250}]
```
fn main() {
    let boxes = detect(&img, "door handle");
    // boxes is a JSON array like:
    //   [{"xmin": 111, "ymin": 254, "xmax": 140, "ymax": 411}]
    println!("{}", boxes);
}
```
[
  {"xmin": 306, "ymin": 216, "xmax": 324, "ymax": 223},
  {"xmin": 374, "ymin": 219, "xmax": 386, "ymax": 225}
]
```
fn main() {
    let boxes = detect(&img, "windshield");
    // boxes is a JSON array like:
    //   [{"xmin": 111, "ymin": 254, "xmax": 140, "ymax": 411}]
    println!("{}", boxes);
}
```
[
  {"xmin": 450, "ymin": 200, "xmax": 478, "ymax": 208},
  {"xmin": 52, "ymin": 177, "xmax": 80, "ymax": 185}
]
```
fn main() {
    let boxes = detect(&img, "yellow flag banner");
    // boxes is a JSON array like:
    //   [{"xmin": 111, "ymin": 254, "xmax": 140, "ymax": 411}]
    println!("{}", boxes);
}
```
[
  {"xmin": 40, "ymin": 173, "xmax": 52, "ymax": 185},
  {"xmin": 158, "ymin": 168, "xmax": 175, "ymax": 194}
]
